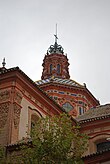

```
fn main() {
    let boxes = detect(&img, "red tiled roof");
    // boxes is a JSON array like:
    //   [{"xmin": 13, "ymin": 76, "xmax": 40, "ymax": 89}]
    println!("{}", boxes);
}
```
[{"xmin": 77, "ymin": 104, "xmax": 110, "ymax": 123}]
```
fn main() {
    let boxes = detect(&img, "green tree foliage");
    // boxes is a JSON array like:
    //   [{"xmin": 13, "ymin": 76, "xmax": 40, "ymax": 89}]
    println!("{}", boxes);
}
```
[
  {"xmin": 0, "ymin": 146, "xmax": 6, "ymax": 163},
  {"xmin": 0, "ymin": 114, "xmax": 88, "ymax": 164}
]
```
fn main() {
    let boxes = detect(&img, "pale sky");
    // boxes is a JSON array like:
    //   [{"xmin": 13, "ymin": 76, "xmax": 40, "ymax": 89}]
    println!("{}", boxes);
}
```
[{"xmin": 0, "ymin": 0, "xmax": 110, "ymax": 105}]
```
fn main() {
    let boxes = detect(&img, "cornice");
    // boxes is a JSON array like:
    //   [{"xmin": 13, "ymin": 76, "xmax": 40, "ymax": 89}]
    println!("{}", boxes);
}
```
[
  {"xmin": 78, "ymin": 115, "xmax": 110, "ymax": 124},
  {"xmin": 82, "ymin": 148, "xmax": 110, "ymax": 159}
]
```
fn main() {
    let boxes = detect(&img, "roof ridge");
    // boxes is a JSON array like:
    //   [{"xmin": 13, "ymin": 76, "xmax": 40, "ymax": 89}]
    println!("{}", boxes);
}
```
[
  {"xmin": 35, "ymin": 77, "xmax": 84, "ymax": 88},
  {"xmin": 69, "ymin": 78, "xmax": 84, "ymax": 87}
]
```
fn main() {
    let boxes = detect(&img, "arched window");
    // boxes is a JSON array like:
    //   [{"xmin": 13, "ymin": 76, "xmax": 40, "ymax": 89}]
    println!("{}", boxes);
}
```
[
  {"xmin": 50, "ymin": 64, "xmax": 52, "ymax": 74},
  {"xmin": 31, "ymin": 114, "xmax": 39, "ymax": 131},
  {"xmin": 79, "ymin": 107, "xmax": 84, "ymax": 115},
  {"xmin": 57, "ymin": 64, "xmax": 60, "ymax": 74},
  {"xmin": 62, "ymin": 102, "xmax": 73, "ymax": 112}
]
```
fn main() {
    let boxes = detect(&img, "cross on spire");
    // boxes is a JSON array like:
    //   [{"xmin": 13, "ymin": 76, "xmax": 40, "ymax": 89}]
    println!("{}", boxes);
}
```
[
  {"xmin": 2, "ymin": 58, "xmax": 6, "ymax": 67},
  {"xmin": 54, "ymin": 24, "xmax": 58, "ymax": 44},
  {"xmin": 48, "ymin": 24, "xmax": 64, "ymax": 54}
]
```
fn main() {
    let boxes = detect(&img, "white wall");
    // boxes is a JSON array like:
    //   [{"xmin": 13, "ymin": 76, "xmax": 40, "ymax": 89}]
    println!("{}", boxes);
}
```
[{"xmin": 19, "ymin": 97, "xmax": 45, "ymax": 140}]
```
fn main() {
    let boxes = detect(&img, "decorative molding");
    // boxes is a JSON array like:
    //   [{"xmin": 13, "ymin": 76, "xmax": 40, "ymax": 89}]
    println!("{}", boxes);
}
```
[
  {"xmin": 90, "ymin": 129, "xmax": 94, "ymax": 133},
  {"xmin": 28, "ymin": 94, "xmax": 32, "ymax": 99},
  {"xmin": 0, "ymin": 90, "xmax": 10, "ymax": 102},
  {"xmin": 0, "ymin": 102, "xmax": 9, "ymax": 128},
  {"xmin": 28, "ymin": 106, "xmax": 42, "ymax": 118},
  {"xmin": 13, "ymin": 104, "xmax": 21, "ymax": 129},
  {"xmin": 14, "ymin": 92, "xmax": 22, "ymax": 104},
  {"xmin": 100, "ymin": 127, "xmax": 104, "ymax": 131}
]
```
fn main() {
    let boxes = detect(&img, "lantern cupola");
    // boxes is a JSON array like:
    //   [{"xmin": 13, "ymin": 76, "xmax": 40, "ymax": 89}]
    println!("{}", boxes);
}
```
[{"xmin": 41, "ymin": 30, "xmax": 70, "ymax": 80}]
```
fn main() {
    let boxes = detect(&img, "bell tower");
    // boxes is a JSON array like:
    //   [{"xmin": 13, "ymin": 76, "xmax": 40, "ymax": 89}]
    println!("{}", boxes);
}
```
[
  {"xmin": 36, "ymin": 29, "xmax": 100, "ymax": 118},
  {"xmin": 41, "ymin": 27, "xmax": 70, "ymax": 80}
]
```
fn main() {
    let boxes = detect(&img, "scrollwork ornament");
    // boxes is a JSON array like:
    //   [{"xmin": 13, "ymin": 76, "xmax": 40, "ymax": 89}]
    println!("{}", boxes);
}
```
[
  {"xmin": 0, "ymin": 90, "xmax": 10, "ymax": 102},
  {"xmin": 13, "ymin": 104, "xmax": 21, "ymax": 129},
  {"xmin": 0, "ymin": 102, "xmax": 9, "ymax": 128},
  {"xmin": 14, "ymin": 92, "xmax": 22, "ymax": 104}
]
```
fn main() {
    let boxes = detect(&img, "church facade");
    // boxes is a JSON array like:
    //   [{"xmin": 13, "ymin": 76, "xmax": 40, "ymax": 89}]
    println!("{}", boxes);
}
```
[{"xmin": 0, "ymin": 35, "xmax": 110, "ymax": 163}]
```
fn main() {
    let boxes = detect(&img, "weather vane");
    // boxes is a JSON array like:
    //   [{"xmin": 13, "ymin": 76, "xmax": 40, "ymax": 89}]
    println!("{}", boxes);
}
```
[
  {"xmin": 54, "ymin": 24, "xmax": 58, "ymax": 44},
  {"xmin": 48, "ymin": 24, "xmax": 64, "ymax": 54},
  {"xmin": 2, "ymin": 58, "xmax": 6, "ymax": 67}
]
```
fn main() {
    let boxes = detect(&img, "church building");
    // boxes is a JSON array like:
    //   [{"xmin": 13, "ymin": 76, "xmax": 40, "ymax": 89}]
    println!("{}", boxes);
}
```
[{"xmin": 0, "ymin": 33, "xmax": 110, "ymax": 163}]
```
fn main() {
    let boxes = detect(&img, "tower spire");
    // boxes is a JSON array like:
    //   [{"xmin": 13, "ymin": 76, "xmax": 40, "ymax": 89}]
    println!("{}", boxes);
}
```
[
  {"xmin": 48, "ymin": 25, "xmax": 64, "ymax": 54},
  {"xmin": 54, "ymin": 24, "xmax": 58, "ymax": 44}
]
